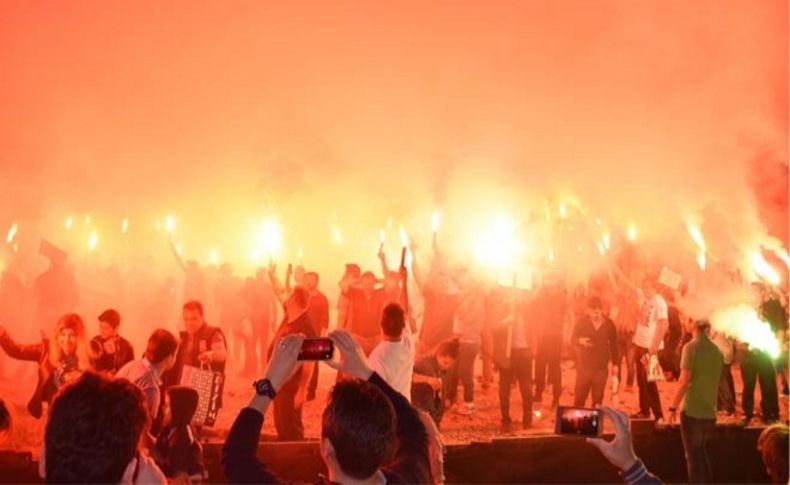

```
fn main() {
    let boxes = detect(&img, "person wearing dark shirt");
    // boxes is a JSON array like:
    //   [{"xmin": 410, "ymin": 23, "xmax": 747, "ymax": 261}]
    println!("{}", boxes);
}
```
[
  {"xmin": 267, "ymin": 287, "xmax": 317, "ymax": 440},
  {"xmin": 410, "ymin": 243, "xmax": 458, "ymax": 356},
  {"xmin": 412, "ymin": 338, "xmax": 459, "ymax": 427},
  {"xmin": 534, "ymin": 281, "xmax": 568, "ymax": 409},
  {"xmin": 572, "ymin": 297, "xmax": 619, "ymax": 407},
  {"xmin": 304, "ymin": 271, "xmax": 329, "ymax": 401},
  {"xmin": 90, "ymin": 309, "xmax": 134, "ymax": 375},
  {"xmin": 492, "ymin": 288, "xmax": 535, "ymax": 431},
  {"xmin": 162, "ymin": 301, "xmax": 227, "ymax": 405},
  {"xmin": 741, "ymin": 283, "xmax": 786, "ymax": 425},
  {"xmin": 222, "ymin": 330, "xmax": 431, "ymax": 484},
  {"xmin": 156, "ymin": 386, "xmax": 204, "ymax": 481},
  {"xmin": 341, "ymin": 271, "xmax": 385, "ymax": 356},
  {"xmin": 245, "ymin": 270, "xmax": 279, "ymax": 376}
]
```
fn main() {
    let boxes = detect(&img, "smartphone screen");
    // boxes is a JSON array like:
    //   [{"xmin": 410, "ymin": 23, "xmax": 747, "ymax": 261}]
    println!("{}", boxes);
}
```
[
  {"xmin": 298, "ymin": 338, "xmax": 334, "ymax": 361},
  {"xmin": 555, "ymin": 406, "xmax": 602, "ymax": 437}
]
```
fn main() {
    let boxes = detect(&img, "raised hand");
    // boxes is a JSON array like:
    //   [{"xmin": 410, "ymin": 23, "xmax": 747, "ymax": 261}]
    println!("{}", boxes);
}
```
[
  {"xmin": 323, "ymin": 330, "xmax": 373, "ymax": 381},
  {"xmin": 586, "ymin": 406, "xmax": 638, "ymax": 472},
  {"xmin": 264, "ymin": 333, "xmax": 305, "ymax": 391}
]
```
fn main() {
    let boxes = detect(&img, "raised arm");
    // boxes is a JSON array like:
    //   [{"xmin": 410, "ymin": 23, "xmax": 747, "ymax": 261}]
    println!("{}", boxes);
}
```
[
  {"xmin": 222, "ymin": 334, "xmax": 306, "ymax": 484},
  {"xmin": 267, "ymin": 263, "xmax": 287, "ymax": 306},
  {"xmin": 409, "ymin": 241, "xmax": 427, "ymax": 293},
  {"xmin": 0, "ymin": 326, "xmax": 44, "ymax": 362},
  {"xmin": 168, "ymin": 236, "xmax": 187, "ymax": 273}
]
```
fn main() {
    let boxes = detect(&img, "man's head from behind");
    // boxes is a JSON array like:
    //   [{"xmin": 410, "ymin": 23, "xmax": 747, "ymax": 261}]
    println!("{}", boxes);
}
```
[
  {"xmin": 758, "ymin": 423, "xmax": 789, "ymax": 484},
  {"xmin": 144, "ymin": 328, "xmax": 179, "ymax": 371},
  {"xmin": 380, "ymin": 303, "xmax": 406, "ymax": 339},
  {"xmin": 45, "ymin": 372, "xmax": 147, "ymax": 483},
  {"xmin": 321, "ymin": 380, "xmax": 396, "ymax": 481},
  {"xmin": 303, "ymin": 271, "xmax": 320, "ymax": 292}
]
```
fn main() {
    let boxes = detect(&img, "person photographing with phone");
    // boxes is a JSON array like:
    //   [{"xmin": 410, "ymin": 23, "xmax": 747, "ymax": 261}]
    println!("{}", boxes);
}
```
[
  {"xmin": 267, "ymin": 286, "xmax": 317, "ymax": 441},
  {"xmin": 223, "ymin": 330, "xmax": 431, "ymax": 483}
]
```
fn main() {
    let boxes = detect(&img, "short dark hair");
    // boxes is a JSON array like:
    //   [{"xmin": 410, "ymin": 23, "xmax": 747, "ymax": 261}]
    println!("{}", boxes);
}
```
[
  {"xmin": 45, "ymin": 372, "xmax": 147, "ymax": 483},
  {"xmin": 587, "ymin": 297, "xmax": 603, "ymax": 310},
  {"xmin": 167, "ymin": 386, "xmax": 199, "ymax": 427},
  {"xmin": 436, "ymin": 337, "xmax": 460, "ymax": 359},
  {"xmin": 695, "ymin": 319, "xmax": 712, "ymax": 331},
  {"xmin": 305, "ymin": 271, "xmax": 319, "ymax": 282},
  {"xmin": 144, "ymin": 329, "xmax": 179, "ymax": 364},
  {"xmin": 758, "ymin": 424, "xmax": 789, "ymax": 484},
  {"xmin": 98, "ymin": 309, "xmax": 121, "ymax": 329},
  {"xmin": 381, "ymin": 303, "xmax": 405, "ymax": 338},
  {"xmin": 322, "ymin": 380, "xmax": 396, "ymax": 480},
  {"xmin": 361, "ymin": 271, "xmax": 376, "ymax": 281},
  {"xmin": 183, "ymin": 300, "xmax": 204, "ymax": 316}
]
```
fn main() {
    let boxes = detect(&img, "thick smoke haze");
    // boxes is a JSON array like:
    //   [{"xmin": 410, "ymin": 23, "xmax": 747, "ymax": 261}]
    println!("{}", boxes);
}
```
[{"xmin": 0, "ymin": 1, "xmax": 786, "ymax": 296}]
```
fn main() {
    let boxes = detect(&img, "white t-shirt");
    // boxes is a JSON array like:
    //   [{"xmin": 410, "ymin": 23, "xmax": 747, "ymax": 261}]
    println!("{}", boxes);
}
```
[
  {"xmin": 369, "ymin": 326, "xmax": 416, "ymax": 401},
  {"xmin": 632, "ymin": 294, "xmax": 668, "ymax": 350}
]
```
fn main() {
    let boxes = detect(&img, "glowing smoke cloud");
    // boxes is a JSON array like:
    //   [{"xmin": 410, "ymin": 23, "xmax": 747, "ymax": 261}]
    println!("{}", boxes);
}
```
[{"xmin": 710, "ymin": 304, "xmax": 780, "ymax": 358}]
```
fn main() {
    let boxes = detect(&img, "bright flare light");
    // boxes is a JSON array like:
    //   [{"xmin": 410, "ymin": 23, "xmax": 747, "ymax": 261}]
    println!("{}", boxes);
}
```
[
  {"xmin": 209, "ymin": 248, "xmax": 219, "ymax": 265},
  {"xmin": 65, "ymin": 216, "xmax": 73, "ymax": 230},
  {"xmin": 431, "ymin": 210, "xmax": 441, "ymax": 233},
  {"xmin": 626, "ymin": 223, "xmax": 637, "ymax": 242},
  {"xmin": 6, "ymin": 223, "xmax": 18, "ymax": 244},
  {"xmin": 711, "ymin": 304, "xmax": 780, "ymax": 358},
  {"xmin": 87, "ymin": 231, "xmax": 99, "ymax": 251},
  {"xmin": 165, "ymin": 215, "xmax": 176, "ymax": 233},
  {"xmin": 474, "ymin": 216, "xmax": 519, "ymax": 269},
  {"xmin": 602, "ymin": 232, "xmax": 611, "ymax": 250},
  {"xmin": 558, "ymin": 202, "xmax": 567, "ymax": 219},
  {"xmin": 121, "ymin": 218, "xmax": 129, "ymax": 235},
  {"xmin": 749, "ymin": 251, "xmax": 780, "ymax": 285},
  {"xmin": 259, "ymin": 218, "xmax": 283, "ymax": 257},
  {"xmin": 331, "ymin": 226, "xmax": 343, "ymax": 245},
  {"xmin": 399, "ymin": 225, "xmax": 409, "ymax": 247},
  {"xmin": 774, "ymin": 248, "xmax": 790, "ymax": 269},
  {"xmin": 686, "ymin": 221, "xmax": 707, "ymax": 271},
  {"xmin": 379, "ymin": 229, "xmax": 386, "ymax": 243}
]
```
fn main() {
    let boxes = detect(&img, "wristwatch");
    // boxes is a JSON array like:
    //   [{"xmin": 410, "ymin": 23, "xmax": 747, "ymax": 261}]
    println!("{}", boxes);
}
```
[{"xmin": 253, "ymin": 379, "xmax": 277, "ymax": 399}]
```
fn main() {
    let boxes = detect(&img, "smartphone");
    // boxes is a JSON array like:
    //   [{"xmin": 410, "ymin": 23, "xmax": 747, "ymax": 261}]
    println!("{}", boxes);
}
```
[
  {"xmin": 555, "ymin": 406, "xmax": 603, "ymax": 437},
  {"xmin": 298, "ymin": 338, "xmax": 334, "ymax": 361}
]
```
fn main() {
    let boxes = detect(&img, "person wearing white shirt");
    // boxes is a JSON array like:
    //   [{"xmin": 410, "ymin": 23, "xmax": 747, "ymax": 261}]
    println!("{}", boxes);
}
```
[
  {"xmin": 369, "ymin": 303, "xmax": 416, "ymax": 400},
  {"xmin": 630, "ymin": 279, "xmax": 668, "ymax": 423}
]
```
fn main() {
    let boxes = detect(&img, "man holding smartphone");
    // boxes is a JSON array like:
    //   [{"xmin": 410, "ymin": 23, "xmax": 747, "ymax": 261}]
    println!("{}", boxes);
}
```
[{"xmin": 572, "ymin": 297, "xmax": 619, "ymax": 407}]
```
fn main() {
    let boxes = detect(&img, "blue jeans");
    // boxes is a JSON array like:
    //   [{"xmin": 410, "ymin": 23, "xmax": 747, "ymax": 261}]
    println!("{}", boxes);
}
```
[{"xmin": 680, "ymin": 412, "xmax": 716, "ymax": 483}]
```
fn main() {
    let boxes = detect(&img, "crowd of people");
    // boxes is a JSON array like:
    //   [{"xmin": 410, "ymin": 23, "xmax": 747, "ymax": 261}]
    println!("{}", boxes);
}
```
[{"xmin": 0, "ymin": 237, "xmax": 788, "ymax": 484}]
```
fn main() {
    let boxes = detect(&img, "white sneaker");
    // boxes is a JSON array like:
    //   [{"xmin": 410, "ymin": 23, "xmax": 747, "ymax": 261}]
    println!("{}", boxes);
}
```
[
  {"xmin": 655, "ymin": 417, "xmax": 667, "ymax": 428},
  {"xmin": 455, "ymin": 402, "xmax": 475, "ymax": 415}
]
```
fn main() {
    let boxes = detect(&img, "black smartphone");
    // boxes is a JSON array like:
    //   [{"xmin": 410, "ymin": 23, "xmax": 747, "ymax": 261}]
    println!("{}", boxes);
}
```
[
  {"xmin": 298, "ymin": 338, "xmax": 334, "ymax": 361},
  {"xmin": 555, "ymin": 406, "xmax": 603, "ymax": 437}
]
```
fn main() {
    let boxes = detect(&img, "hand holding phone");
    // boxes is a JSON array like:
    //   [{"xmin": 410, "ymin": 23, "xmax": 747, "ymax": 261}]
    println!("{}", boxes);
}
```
[
  {"xmin": 555, "ymin": 406, "xmax": 603, "ymax": 437},
  {"xmin": 298, "ymin": 338, "xmax": 335, "ymax": 361}
]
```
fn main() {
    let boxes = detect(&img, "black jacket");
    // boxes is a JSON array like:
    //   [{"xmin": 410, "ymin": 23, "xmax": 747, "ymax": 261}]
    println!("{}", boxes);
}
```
[{"xmin": 222, "ymin": 372, "xmax": 431, "ymax": 484}]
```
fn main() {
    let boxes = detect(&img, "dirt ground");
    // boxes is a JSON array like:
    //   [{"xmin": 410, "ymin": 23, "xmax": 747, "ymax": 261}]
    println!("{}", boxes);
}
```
[{"xmin": 1, "ymin": 357, "xmax": 785, "ymax": 457}]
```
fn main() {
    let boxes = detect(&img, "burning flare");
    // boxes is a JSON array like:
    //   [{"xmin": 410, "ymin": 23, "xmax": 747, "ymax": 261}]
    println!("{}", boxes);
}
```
[
  {"xmin": 711, "ymin": 304, "xmax": 780, "ymax": 358},
  {"xmin": 626, "ymin": 223, "xmax": 637, "ymax": 242},
  {"xmin": 6, "ymin": 223, "xmax": 18, "ymax": 244},
  {"xmin": 87, "ymin": 230, "xmax": 99, "ymax": 252},
  {"xmin": 749, "ymin": 251, "xmax": 780, "ymax": 285},
  {"xmin": 431, "ymin": 210, "xmax": 441, "ymax": 233},
  {"xmin": 165, "ymin": 215, "xmax": 176, "ymax": 233},
  {"xmin": 121, "ymin": 218, "xmax": 129, "ymax": 235},
  {"xmin": 685, "ymin": 221, "xmax": 707, "ymax": 270}
]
